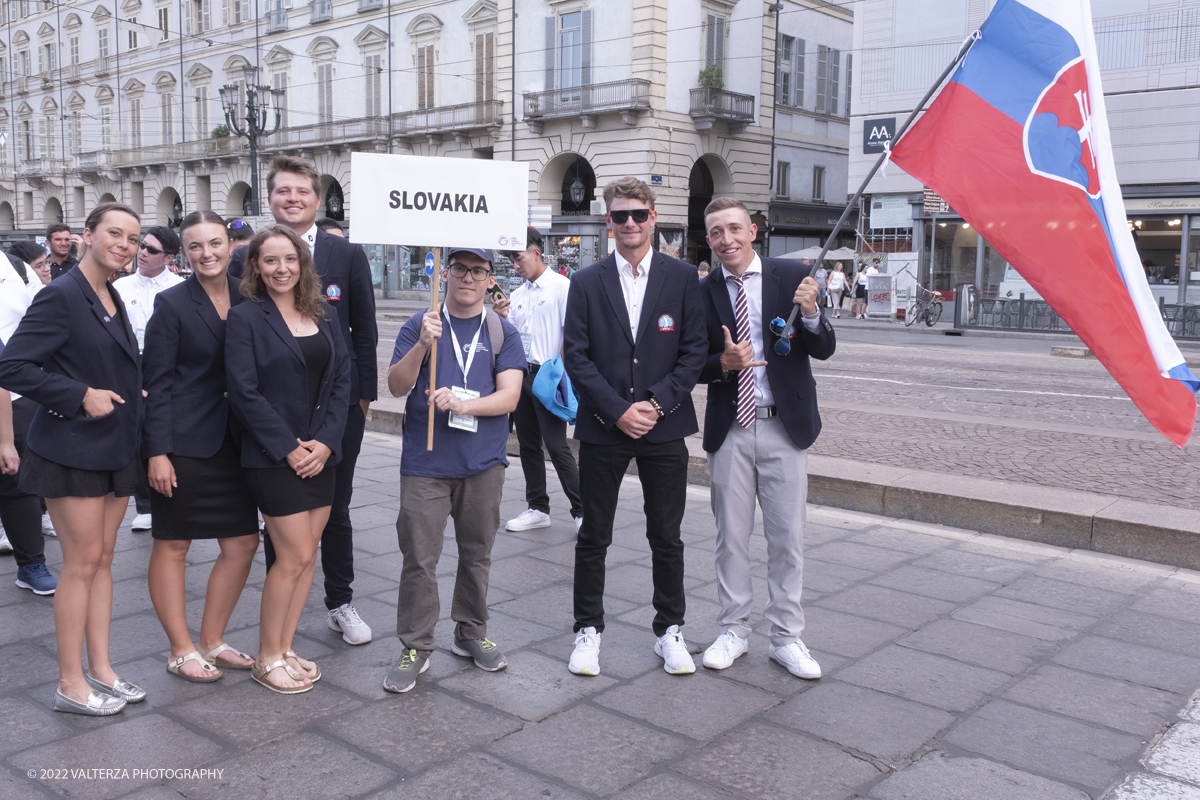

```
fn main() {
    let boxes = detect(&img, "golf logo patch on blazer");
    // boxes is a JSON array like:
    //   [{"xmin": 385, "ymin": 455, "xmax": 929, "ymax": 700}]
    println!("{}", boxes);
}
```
[
  {"xmin": 325, "ymin": 284, "xmax": 342, "ymax": 302},
  {"xmin": 658, "ymin": 314, "xmax": 675, "ymax": 332}
]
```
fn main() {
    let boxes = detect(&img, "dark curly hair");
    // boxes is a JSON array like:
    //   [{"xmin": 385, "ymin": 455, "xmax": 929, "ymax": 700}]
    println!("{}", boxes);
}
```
[{"xmin": 239, "ymin": 225, "xmax": 326, "ymax": 321}]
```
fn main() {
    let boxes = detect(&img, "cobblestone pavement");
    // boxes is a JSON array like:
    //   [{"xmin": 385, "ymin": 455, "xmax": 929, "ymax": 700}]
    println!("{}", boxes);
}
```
[{"xmin": 5, "ymin": 432, "xmax": 1200, "ymax": 799}]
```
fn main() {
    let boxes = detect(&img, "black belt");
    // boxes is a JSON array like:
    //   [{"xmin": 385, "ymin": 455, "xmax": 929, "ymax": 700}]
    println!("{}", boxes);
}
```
[{"xmin": 527, "ymin": 362, "xmax": 541, "ymax": 373}]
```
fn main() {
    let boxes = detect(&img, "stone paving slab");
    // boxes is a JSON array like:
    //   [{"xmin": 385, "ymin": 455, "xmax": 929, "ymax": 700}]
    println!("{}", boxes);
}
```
[{"xmin": 4, "ymin": 432, "xmax": 1200, "ymax": 798}]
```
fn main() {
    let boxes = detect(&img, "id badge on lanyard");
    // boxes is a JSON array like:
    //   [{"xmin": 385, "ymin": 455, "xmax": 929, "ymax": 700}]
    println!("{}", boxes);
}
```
[{"xmin": 444, "ymin": 304, "xmax": 485, "ymax": 433}]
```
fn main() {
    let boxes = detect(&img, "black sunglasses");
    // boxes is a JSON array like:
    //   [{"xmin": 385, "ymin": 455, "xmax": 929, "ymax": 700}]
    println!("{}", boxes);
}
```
[
  {"xmin": 228, "ymin": 220, "xmax": 248, "ymax": 229},
  {"xmin": 610, "ymin": 209, "xmax": 651, "ymax": 225},
  {"xmin": 139, "ymin": 241, "xmax": 163, "ymax": 255}
]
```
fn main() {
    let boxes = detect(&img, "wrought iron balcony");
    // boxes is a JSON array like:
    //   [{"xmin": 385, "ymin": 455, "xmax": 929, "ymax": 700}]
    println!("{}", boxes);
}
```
[
  {"xmin": 394, "ymin": 100, "xmax": 503, "ymax": 143},
  {"xmin": 522, "ymin": 78, "xmax": 650, "ymax": 131},
  {"xmin": 310, "ymin": 0, "xmax": 332, "ymax": 23},
  {"xmin": 689, "ymin": 87, "xmax": 755, "ymax": 133},
  {"xmin": 265, "ymin": 5, "xmax": 287, "ymax": 33},
  {"xmin": 259, "ymin": 116, "xmax": 389, "ymax": 150}
]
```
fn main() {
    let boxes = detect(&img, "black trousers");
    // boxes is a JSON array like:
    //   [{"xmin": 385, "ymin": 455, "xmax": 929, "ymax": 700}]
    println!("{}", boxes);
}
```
[
  {"xmin": 263, "ymin": 401, "xmax": 366, "ymax": 609},
  {"xmin": 574, "ymin": 437, "xmax": 688, "ymax": 637},
  {"xmin": 514, "ymin": 366, "xmax": 581, "ymax": 518},
  {"xmin": 0, "ymin": 398, "xmax": 45, "ymax": 568}
]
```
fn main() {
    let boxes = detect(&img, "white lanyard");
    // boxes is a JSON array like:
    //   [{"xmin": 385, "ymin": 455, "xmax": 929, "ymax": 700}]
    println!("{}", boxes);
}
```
[{"xmin": 443, "ymin": 304, "xmax": 485, "ymax": 391}]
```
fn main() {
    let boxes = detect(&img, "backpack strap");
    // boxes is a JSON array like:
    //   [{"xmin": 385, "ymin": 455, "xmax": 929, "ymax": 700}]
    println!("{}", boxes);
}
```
[{"xmin": 485, "ymin": 307, "xmax": 505, "ymax": 373}]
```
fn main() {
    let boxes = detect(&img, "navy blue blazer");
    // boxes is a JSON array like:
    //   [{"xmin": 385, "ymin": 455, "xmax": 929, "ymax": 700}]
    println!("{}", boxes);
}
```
[
  {"xmin": 225, "ymin": 296, "xmax": 352, "ymax": 469},
  {"xmin": 229, "ymin": 228, "xmax": 377, "ymax": 402},
  {"xmin": 563, "ymin": 250, "xmax": 707, "ymax": 445},
  {"xmin": 0, "ymin": 269, "xmax": 142, "ymax": 470},
  {"xmin": 142, "ymin": 274, "xmax": 245, "ymax": 459},
  {"xmin": 699, "ymin": 257, "xmax": 836, "ymax": 453}
]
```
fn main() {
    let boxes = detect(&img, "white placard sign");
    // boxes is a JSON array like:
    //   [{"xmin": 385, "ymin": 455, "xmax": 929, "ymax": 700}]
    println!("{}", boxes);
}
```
[{"xmin": 350, "ymin": 152, "xmax": 529, "ymax": 250}]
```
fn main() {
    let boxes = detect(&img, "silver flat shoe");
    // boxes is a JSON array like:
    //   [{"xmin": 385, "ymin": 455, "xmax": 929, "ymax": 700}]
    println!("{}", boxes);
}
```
[
  {"xmin": 53, "ymin": 689, "xmax": 126, "ymax": 716},
  {"xmin": 85, "ymin": 674, "xmax": 148, "ymax": 704}
]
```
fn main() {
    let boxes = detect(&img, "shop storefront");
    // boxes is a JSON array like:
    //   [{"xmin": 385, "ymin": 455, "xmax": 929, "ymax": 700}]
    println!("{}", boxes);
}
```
[
  {"xmin": 1125, "ymin": 196, "xmax": 1200, "ymax": 306},
  {"xmin": 768, "ymin": 202, "xmax": 857, "ymax": 258},
  {"xmin": 546, "ymin": 219, "xmax": 605, "ymax": 277}
]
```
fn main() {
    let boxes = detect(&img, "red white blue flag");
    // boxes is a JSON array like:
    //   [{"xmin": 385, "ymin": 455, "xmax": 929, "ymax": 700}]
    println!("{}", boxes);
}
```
[{"xmin": 891, "ymin": 0, "xmax": 1198, "ymax": 447}]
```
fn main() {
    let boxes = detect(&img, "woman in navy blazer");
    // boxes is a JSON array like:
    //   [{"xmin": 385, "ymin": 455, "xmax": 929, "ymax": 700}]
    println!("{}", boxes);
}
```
[
  {"xmin": 0, "ymin": 202, "xmax": 146, "ymax": 716},
  {"xmin": 225, "ymin": 225, "xmax": 350, "ymax": 694},
  {"xmin": 142, "ymin": 211, "xmax": 260, "ymax": 684}
]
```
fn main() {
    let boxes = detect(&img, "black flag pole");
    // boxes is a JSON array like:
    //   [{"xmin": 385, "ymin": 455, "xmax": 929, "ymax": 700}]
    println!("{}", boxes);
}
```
[{"xmin": 773, "ymin": 30, "xmax": 983, "ymax": 352}]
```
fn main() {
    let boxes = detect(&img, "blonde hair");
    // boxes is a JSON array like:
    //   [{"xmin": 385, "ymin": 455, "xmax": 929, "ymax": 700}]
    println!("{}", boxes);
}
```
[{"xmin": 602, "ymin": 176, "xmax": 656, "ymax": 209}]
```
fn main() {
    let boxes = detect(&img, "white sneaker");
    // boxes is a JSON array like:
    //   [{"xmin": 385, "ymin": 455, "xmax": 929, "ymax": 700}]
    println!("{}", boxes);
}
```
[
  {"xmin": 328, "ymin": 603, "xmax": 373, "ymax": 645},
  {"xmin": 506, "ymin": 509, "xmax": 551, "ymax": 532},
  {"xmin": 131, "ymin": 513, "xmax": 152, "ymax": 531},
  {"xmin": 702, "ymin": 630, "xmax": 749, "ymax": 670},
  {"xmin": 41, "ymin": 513, "xmax": 55, "ymax": 537},
  {"xmin": 0, "ymin": 531, "xmax": 11, "ymax": 555},
  {"xmin": 568, "ymin": 627, "xmax": 601, "ymax": 676},
  {"xmin": 574, "ymin": 516, "xmax": 583, "ymax": 533},
  {"xmin": 654, "ymin": 625, "xmax": 696, "ymax": 675},
  {"xmin": 770, "ymin": 641, "xmax": 822, "ymax": 679}
]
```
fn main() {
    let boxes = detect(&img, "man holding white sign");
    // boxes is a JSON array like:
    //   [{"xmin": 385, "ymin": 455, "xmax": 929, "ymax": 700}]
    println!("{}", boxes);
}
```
[{"xmin": 383, "ymin": 248, "xmax": 524, "ymax": 694}]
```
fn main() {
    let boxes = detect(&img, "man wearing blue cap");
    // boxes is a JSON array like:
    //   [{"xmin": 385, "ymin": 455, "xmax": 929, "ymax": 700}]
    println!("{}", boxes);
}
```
[{"xmin": 383, "ymin": 246, "xmax": 526, "ymax": 694}]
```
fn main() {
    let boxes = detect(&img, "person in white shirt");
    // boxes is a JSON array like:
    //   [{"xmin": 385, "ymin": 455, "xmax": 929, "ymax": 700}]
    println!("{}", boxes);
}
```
[
  {"xmin": 114, "ymin": 226, "xmax": 184, "ymax": 532},
  {"xmin": 494, "ymin": 228, "xmax": 582, "ymax": 533}
]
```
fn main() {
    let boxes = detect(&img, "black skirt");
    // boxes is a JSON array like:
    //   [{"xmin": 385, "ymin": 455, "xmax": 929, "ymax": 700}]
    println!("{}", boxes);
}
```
[
  {"xmin": 855, "ymin": 283, "xmax": 868, "ymax": 299},
  {"xmin": 18, "ymin": 448, "xmax": 140, "ymax": 499},
  {"xmin": 150, "ymin": 439, "xmax": 259, "ymax": 540},
  {"xmin": 246, "ymin": 463, "xmax": 336, "ymax": 517}
]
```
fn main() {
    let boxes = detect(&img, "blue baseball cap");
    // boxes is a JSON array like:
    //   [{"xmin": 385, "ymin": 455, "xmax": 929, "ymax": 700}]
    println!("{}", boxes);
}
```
[{"xmin": 445, "ymin": 247, "xmax": 494, "ymax": 267}]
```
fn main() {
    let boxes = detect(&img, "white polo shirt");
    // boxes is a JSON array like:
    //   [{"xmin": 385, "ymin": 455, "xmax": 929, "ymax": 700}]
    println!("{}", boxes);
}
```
[
  {"xmin": 0, "ymin": 257, "xmax": 38, "ymax": 400},
  {"xmin": 114, "ymin": 268, "xmax": 184, "ymax": 353},
  {"xmin": 508, "ymin": 267, "xmax": 570, "ymax": 365}
]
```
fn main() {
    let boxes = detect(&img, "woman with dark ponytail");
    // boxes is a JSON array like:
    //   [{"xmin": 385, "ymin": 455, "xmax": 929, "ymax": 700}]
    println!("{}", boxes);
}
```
[{"xmin": 142, "ymin": 210, "xmax": 260, "ymax": 684}]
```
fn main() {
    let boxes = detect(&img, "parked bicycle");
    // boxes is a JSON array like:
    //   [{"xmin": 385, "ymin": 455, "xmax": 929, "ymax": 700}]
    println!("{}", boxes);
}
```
[{"xmin": 905, "ymin": 284, "xmax": 944, "ymax": 327}]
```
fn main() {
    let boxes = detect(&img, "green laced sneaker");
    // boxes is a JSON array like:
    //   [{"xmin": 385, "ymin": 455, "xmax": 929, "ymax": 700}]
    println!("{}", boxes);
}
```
[
  {"xmin": 383, "ymin": 648, "xmax": 430, "ymax": 693},
  {"xmin": 451, "ymin": 637, "xmax": 508, "ymax": 672}
]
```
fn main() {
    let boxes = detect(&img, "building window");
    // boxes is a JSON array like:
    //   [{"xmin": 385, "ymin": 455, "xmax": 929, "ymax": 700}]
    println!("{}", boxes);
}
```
[
  {"xmin": 271, "ymin": 72, "xmax": 287, "ymax": 128},
  {"xmin": 128, "ymin": 19, "xmax": 139, "ymax": 51},
  {"xmin": 705, "ymin": 13, "xmax": 726, "ymax": 72},
  {"xmin": 193, "ymin": 85, "xmax": 208, "ymax": 137},
  {"xmin": 18, "ymin": 119, "xmax": 31, "ymax": 161},
  {"xmin": 98, "ymin": 27, "xmax": 109, "ymax": 58},
  {"xmin": 38, "ymin": 114, "xmax": 55, "ymax": 158},
  {"xmin": 0, "ymin": 128, "xmax": 7, "ymax": 165},
  {"xmin": 69, "ymin": 111, "xmax": 82, "ymax": 153},
  {"xmin": 845, "ymin": 53, "xmax": 852, "ymax": 116},
  {"xmin": 776, "ymin": 161, "xmax": 790, "ymax": 199},
  {"xmin": 415, "ymin": 45, "xmax": 433, "ymax": 110},
  {"xmin": 316, "ymin": 62, "xmax": 333, "ymax": 122},
  {"xmin": 232, "ymin": 0, "xmax": 247, "ymax": 24},
  {"xmin": 39, "ymin": 42, "xmax": 55, "ymax": 73},
  {"xmin": 816, "ymin": 45, "xmax": 840, "ymax": 115},
  {"xmin": 100, "ymin": 105, "xmax": 112, "ymax": 150},
  {"xmin": 812, "ymin": 165, "xmax": 825, "ymax": 202},
  {"xmin": 559, "ymin": 12, "xmax": 581, "ymax": 90},
  {"xmin": 16, "ymin": 49, "xmax": 29, "ymax": 77},
  {"xmin": 776, "ymin": 35, "xmax": 792, "ymax": 106},
  {"xmin": 130, "ymin": 96, "xmax": 143, "ymax": 147},
  {"xmin": 475, "ymin": 31, "xmax": 493, "ymax": 103},
  {"xmin": 191, "ymin": 0, "xmax": 209, "ymax": 34},
  {"xmin": 363, "ymin": 54, "xmax": 381, "ymax": 117},
  {"xmin": 160, "ymin": 93, "xmax": 173, "ymax": 143},
  {"xmin": 69, "ymin": 35, "xmax": 79, "ymax": 65},
  {"xmin": 157, "ymin": 7, "xmax": 169, "ymax": 39}
]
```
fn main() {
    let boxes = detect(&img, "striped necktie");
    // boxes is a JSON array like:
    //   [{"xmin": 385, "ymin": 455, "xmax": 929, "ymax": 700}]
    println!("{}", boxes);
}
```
[{"xmin": 727, "ymin": 273, "xmax": 756, "ymax": 428}]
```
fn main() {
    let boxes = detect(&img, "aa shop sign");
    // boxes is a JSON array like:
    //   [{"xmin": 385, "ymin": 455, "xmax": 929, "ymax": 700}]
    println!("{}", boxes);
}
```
[{"xmin": 350, "ymin": 152, "xmax": 529, "ymax": 250}]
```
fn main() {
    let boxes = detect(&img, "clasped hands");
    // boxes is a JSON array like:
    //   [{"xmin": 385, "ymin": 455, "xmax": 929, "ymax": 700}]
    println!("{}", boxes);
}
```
[
  {"xmin": 617, "ymin": 401, "xmax": 658, "ymax": 439},
  {"xmin": 287, "ymin": 439, "xmax": 332, "ymax": 478}
]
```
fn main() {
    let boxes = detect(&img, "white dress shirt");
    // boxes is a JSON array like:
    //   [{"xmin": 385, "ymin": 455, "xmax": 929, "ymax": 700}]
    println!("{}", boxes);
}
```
[
  {"xmin": 508, "ymin": 266, "xmax": 570, "ymax": 365},
  {"xmin": 114, "ymin": 268, "xmax": 184, "ymax": 353},
  {"xmin": 718, "ymin": 254, "xmax": 821, "ymax": 407},
  {"xmin": 615, "ymin": 247, "xmax": 654, "ymax": 343},
  {"xmin": 300, "ymin": 223, "xmax": 319, "ymax": 256},
  {"xmin": 0, "ymin": 258, "xmax": 39, "ymax": 401}
]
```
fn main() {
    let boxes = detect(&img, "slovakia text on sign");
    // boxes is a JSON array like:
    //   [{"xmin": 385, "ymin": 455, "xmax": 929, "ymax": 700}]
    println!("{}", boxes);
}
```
[{"xmin": 350, "ymin": 152, "xmax": 529, "ymax": 250}]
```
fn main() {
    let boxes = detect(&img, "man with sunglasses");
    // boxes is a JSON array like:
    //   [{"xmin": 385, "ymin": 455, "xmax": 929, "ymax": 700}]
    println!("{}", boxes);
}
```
[
  {"xmin": 696, "ymin": 197, "xmax": 834, "ymax": 680},
  {"xmin": 383, "ymin": 247, "xmax": 524, "ymax": 693},
  {"xmin": 114, "ymin": 226, "xmax": 183, "ymax": 532},
  {"xmin": 562, "ymin": 177, "xmax": 707, "ymax": 677}
]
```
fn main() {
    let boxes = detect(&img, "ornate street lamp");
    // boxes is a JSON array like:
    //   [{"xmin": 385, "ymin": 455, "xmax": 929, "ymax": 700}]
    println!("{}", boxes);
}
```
[
  {"xmin": 570, "ymin": 176, "xmax": 586, "ymax": 206},
  {"xmin": 218, "ymin": 67, "xmax": 284, "ymax": 217}
]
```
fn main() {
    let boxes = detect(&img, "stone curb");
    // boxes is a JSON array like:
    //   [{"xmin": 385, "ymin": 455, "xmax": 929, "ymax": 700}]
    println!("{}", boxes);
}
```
[{"xmin": 365, "ymin": 407, "xmax": 1199, "ymax": 570}]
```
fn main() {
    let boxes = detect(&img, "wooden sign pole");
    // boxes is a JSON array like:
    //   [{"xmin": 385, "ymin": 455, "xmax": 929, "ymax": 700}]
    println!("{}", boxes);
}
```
[{"xmin": 426, "ymin": 247, "xmax": 440, "ymax": 451}]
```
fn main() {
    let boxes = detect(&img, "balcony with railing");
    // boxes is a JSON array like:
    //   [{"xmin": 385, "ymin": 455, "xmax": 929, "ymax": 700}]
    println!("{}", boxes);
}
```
[
  {"xmin": 17, "ymin": 158, "xmax": 67, "ymax": 178},
  {"xmin": 265, "ymin": 4, "xmax": 287, "ymax": 33},
  {"xmin": 259, "ymin": 116, "xmax": 388, "ymax": 150},
  {"xmin": 14, "ymin": 75, "xmax": 28, "ymax": 94},
  {"xmin": 39, "ymin": 70, "xmax": 54, "ymax": 90},
  {"xmin": 0, "ymin": 165, "xmax": 13, "ymax": 181},
  {"xmin": 67, "ymin": 63, "xmax": 81, "ymax": 82},
  {"xmin": 394, "ymin": 100, "xmax": 503, "ymax": 143},
  {"xmin": 94, "ymin": 55, "xmax": 110, "ymax": 76},
  {"xmin": 73, "ymin": 150, "xmax": 114, "ymax": 171},
  {"xmin": 522, "ymin": 78, "xmax": 650, "ymax": 132},
  {"xmin": 357, "ymin": 0, "xmax": 380, "ymax": 11},
  {"xmin": 310, "ymin": 0, "xmax": 332, "ymax": 23},
  {"xmin": 689, "ymin": 87, "xmax": 755, "ymax": 133}
]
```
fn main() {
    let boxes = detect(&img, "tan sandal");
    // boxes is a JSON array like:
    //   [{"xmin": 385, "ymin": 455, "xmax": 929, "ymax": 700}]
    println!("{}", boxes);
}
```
[
  {"xmin": 284, "ymin": 650, "xmax": 320, "ymax": 682},
  {"xmin": 202, "ymin": 642, "xmax": 253, "ymax": 671},
  {"xmin": 251, "ymin": 659, "xmax": 312, "ymax": 695},
  {"xmin": 167, "ymin": 651, "xmax": 222, "ymax": 683}
]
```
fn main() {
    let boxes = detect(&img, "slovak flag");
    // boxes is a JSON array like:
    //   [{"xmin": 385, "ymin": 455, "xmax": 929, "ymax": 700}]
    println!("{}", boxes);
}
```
[{"xmin": 891, "ymin": 0, "xmax": 1199, "ymax": 447}]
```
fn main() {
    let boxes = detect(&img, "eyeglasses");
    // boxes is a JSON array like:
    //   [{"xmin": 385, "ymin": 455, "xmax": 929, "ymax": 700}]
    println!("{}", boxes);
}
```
[
  {"xmin": 610, "ymin": 209, "xmax": 651, "ymax": 225},
  {"xmin": 139, "ymin": 241, "xmax": 163, "ymax": 256},
  {"xmin": 447, "ymin": 264, "xmax": 493, "ymax": 282}
]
